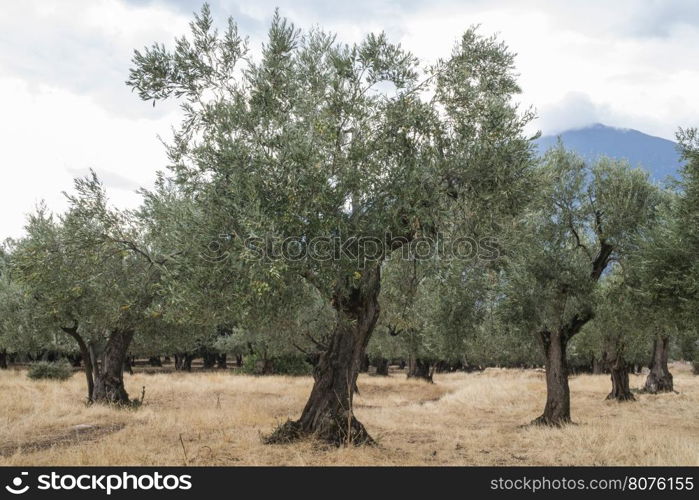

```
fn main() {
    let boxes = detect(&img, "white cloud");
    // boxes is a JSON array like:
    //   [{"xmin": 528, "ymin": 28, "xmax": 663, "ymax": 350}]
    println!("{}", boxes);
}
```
[
  {"xmin": 1, "ymin": 0, "xmax": 698, "ymax": 239},
  {"xmin": 0, "ymin": 0, "xmax": 189, "ymax": 238},
  {"xmin": 396, "ymin": 0, "xmax": 699, "ymax": 139},
  {"xmin": 0, "ymin": 0, "xmax": 188, "ymax": 118},
  {"xmin": 536, "ymin": 92, "xmax": 606, "ymax": 135},
  {"xmin": 0, "ymin": 77, "xmax": 178, "ymax": 238}
]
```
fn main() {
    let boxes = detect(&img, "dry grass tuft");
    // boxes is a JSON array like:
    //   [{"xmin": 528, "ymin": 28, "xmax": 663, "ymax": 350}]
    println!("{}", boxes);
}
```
[{"xmin": 0, "ymin": 363, "xmax": 697, "ymax": 466}]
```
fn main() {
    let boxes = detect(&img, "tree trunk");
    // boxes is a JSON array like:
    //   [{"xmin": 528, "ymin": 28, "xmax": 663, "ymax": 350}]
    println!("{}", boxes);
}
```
[
  {"xmin": 183, "ymin": 354, "xmax": 194, "ymax": 371},
  {"xmin": 693, "ymin": 361, "xmax": 699, "ymax": 375},
  {"xmin": 643, "ymin": 335, "xmax": 673, "ymax": 393},
  {"xmin": 235, "ymin": 354, "xmax": 243, "ymax": 367},
  {"xmin": 592, "ymin": 356, "xmax": 605, "ymax": 374},
  {"xmin": 606, "ymin": 352, "xmax": 635, "ymax": 401},
  {"xmin": 175, "ymin": 353, "xmax": 194, "ymax": 371},
  {"xmin": 359, "ymin": 354, "xmax": 369, "ymax": 373},
  {"xmin": 374, "ymin": 357, "xmax": 389, "ymax": 376},
  {"xmin": 62, "ymin": 327, "xmax": 94, "ymax": 403},
  {"xmin": 203, "ymin": 351, "xmax": 216, "ymax": 369},
  {"xmin": 265, "ymin": 267, "xmax": 381, "ymax": 446},
  {"xmin": 255, "ymin": 356, "xmax": 273, "ymax": 374},
  {"xmin": 533, "ymin": 330, "xmax": 571, "ymax": 426},
  {"xmin": 148, "ymin": 356, "xmax": 162, "ymax": 367},
  {"xmin": 217, "ymin": 354, "xmax": 228, "ymax": 369},
  {"xmin": 407, "ymin": 357, "xmax": 433, "ymax": 382},
  {"xmin": 0, "ymin": 349, "xmax": 7, "ymax": 369},
  {"xmin": 92, "ymin": 330, "xmax": 134, "ymax": 404}
]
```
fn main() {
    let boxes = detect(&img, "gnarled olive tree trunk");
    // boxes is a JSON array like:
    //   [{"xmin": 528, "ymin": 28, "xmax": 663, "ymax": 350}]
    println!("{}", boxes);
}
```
[
  {"xmin": 533, "ymin": 311, "xmax": 592, "ymax": 426},
  {"xmin": 0, "ymin": 349, "xmax": 7, "ymax": 370},
  {"xmin": 407, "ymin": 357, "xmax": 433, "ymax": 382},
  {"xmin": 534, "ymin": 329, "xmax": 571, "ymax": 425},
  {"xmin": 174, "ymin": 353, "xmax": 194, "ymax": 371},
  {"xmin": 359, "ymin": 354, "xmax": 370, "ymax": 373},
  {"xmin": 592, "ymin": 354, "xmax": 607, "ymax": 375},
  {"xmin": 217, "ymin": 354, "xmax": 228, "ymax": 369},
  {"xmin": 92, "ymin": 330, "xmax": 134, "ymax": 404},
  {"xmin": 606, "ymin": 351, "xmax": 634, "ymax": 401},
  {"xmin": 373, "ymin": 357, "xmax": 389, "ymax": 376},
  {"xmin": 203, "ymin": 351, "xmax": 217, "ymax": 369},
  {"xmin": 643, "ymin": 334, "xmax": 673, "ymax": 393},
  {"xmin": 266, "ymin": 267, "xmax": 381, "ymax": 446}
]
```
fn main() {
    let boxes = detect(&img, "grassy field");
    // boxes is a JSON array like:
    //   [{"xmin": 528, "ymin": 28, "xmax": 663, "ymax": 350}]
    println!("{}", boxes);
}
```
[{"xmin": 0, "ymin": 363, "xmax": 697, "ymax": 466}]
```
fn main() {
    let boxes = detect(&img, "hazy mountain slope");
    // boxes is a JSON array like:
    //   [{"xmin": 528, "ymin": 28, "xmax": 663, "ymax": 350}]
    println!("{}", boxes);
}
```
[{"xmin": 535, "ymin": 123, "xmax": 681, "ymax": 181}]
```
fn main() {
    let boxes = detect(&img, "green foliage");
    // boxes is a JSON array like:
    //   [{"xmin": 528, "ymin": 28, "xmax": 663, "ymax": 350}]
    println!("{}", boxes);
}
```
[
  {"xmin": 0, "ymin": 241, "xmax": 57, "ymax": 355},
  {"xmin": 572, "ymin": 271, "xmax": 659, "ymax": 369},
  {"xmin": 4, "ymin": 5, "xmax": 694, "ymax": 387},
  {"xmin": 503, "ymin": 146, "xmax": 660, "ymax": 340},
  {"xmin": 464, "ymin": 330, "xmax": 542, "ymax": 368},
  {"xmin": 634, "ymin": 128, "xmax": 699, "ymax": 319},
  {"xmin": 10, "ymin": 173, "xmax": 176, "ymax": 366},
  {"xmin": 27, "ymin": 361, "xmax": 73, "ymax": 381},
  {"xmin": 127, "ymin": 5, "xmax": 535, "ymax": 345},
  {"xmin": 242, "ymin": 353, "xmax": 312, "ymax": 376}
]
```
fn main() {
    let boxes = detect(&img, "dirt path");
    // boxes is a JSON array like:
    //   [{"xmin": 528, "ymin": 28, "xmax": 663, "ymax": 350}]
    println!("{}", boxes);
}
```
[{"xmin": 0, "ymin": 423, "xmax": 125, "ymax": 458}]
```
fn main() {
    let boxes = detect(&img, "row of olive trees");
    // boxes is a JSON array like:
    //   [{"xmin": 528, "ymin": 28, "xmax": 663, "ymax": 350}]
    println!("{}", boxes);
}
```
[
  {"xmin": 1, "ymin": 5, "xmax": 696, "ymax": 445},
  {"xmin": 368, "ymin": 142, "xmax": 697, "ymax": 423}
]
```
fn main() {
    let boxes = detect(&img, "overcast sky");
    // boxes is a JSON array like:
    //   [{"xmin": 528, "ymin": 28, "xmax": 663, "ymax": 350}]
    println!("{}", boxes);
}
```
[{"xmin": 1, "ymin": 0, "xmax": 698, "ymax": 238}]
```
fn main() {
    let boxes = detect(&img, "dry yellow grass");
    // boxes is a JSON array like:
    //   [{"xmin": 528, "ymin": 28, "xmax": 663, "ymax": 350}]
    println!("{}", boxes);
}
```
[{"xmin": 0, "ymin": 363, "xmax": 697, "ymax": 466}]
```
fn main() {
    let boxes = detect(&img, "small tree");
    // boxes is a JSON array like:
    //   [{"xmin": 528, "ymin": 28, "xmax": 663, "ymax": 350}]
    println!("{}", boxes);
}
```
[
  {"xmin": 13, "ymin": 175, "xmax": 169, "ymax": 404},
  {"xmin": 377, "ymin": 258, "xmax": 437, "ymax": 381},
  {"xmin": 580, "ymin": 274, "xmax": 653, "ymax": 401},
  {"xmin": 632, "ymin": 128, "xmax": 699, "ymax": 389},
  {"xmin": 0, "ymin": 243, "xmax": 57, "ymax": 369},
  {"xmin": 504, "ymin": 147, "xmax": 658, "ymax": 425}
]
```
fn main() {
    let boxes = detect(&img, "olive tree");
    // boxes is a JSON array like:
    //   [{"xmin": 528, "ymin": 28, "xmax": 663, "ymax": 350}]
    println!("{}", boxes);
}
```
[
  {"xmin": 504, "ymin": 148, "xmax": 658, "ymax": 425},
  {"xmin": 0, "ymin": 243, "xmax": 53, "ymax": 368},
  {"xmin": 13, "ymin": 175, "xmax": 169, "ymax": 403},
  {"xmin": 128, "ymin": 5, "xmax": 535, "ymax": 443},
  {"xmin": 377, "ymin": 258, "xmax": 437, "ymax": 381},
  {"xmin": 580, "ymin": 273, "xmax": 656, "ymax": 401},
  {"xmin": 630, "ymin": 127, "xmax": 699, "ymax": 390}
]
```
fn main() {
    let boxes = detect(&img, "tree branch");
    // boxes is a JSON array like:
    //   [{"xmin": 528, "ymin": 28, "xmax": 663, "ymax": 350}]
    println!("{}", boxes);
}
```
[
  {"xmin": 304, "ymin": 332, "xmax": 328, "ymax": 350},
  {"xmin": 591, "ymin": 239, "xmax": 614, "ymax": 282}
]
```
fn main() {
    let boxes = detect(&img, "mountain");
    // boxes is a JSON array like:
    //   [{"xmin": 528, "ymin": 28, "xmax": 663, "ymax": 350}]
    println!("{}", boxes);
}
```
[{"xmin": 534, "ymin": 123, "xmax": 682, "ymax": 181}]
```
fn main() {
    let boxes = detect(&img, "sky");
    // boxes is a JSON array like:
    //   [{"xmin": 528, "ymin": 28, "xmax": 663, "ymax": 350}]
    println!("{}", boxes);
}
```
[{"xmin": 1, "ymin": 0, "xmax": 698, "ymax": 238}]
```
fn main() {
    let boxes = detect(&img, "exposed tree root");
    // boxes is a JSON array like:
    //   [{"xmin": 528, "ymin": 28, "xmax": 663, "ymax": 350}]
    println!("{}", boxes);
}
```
[
  {"xmin": 264, "ymin": 415, "xmax": 375, "ymax": 447},
  {"xmin": 641, "ymin": 372, "xmax": 674, "ymax": 394},
  {"xmin": 262, "ymin": 420, "xmax": 304, "ymax": 445},
  {"xmin": 530, "ymin": 414, "xmax": 573, "ymax": 427},
  {"xmin": 606, "ymin": 391, "xmax": 636, "ymax": 402}
]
